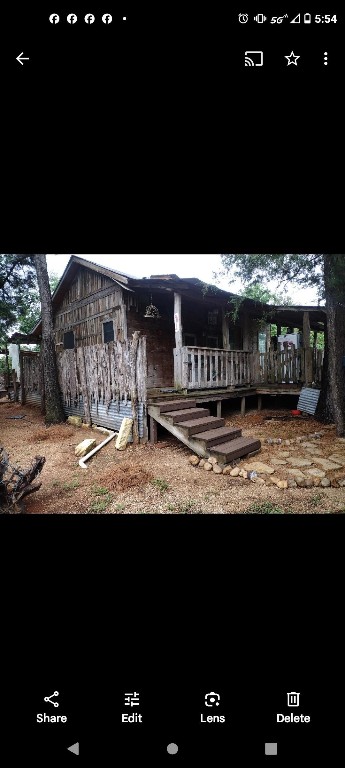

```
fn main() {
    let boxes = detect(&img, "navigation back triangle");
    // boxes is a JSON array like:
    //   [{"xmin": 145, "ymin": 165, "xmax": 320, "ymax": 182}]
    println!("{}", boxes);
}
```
[{"xmin": 67, "ymin": 742, "xmax": 79, "ymax": 755}]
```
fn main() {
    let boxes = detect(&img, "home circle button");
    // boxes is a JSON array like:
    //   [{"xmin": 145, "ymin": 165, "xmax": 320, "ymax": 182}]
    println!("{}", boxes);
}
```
[{"xmin": 167, "ymin": 743, "xmax": 179, "ymax": 755}]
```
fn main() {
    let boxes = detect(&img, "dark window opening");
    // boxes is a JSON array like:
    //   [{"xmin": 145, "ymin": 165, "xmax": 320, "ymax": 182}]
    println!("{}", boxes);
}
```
[
  {"xmin": 208, "ymin": 309, "xmax": 218, "ymax": 326},
  {"xmin": 63, "ymin": 331, "xmax": 74, "ymax": 349},
  {"xmin": 103, "ymin": 320, "xmax": 114, "ymax": 342}
]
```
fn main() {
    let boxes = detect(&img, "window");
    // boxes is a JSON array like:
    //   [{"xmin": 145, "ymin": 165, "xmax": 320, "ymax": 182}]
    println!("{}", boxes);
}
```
[
  {"xmin": 208, "ymin": 309, "xmax": 218, "ymax": 326},
  {"xmin": 184, "ymin": 333, "xmax": 197, "ymax": 347},
  {"xmin": 206, "ymin": 336, "xmax": 218, "ymax": 348},
  {"xmin": 63, "ymin": 331, "xmax": 74, "ymax": 349},
  {"xmin": 103, "ymin": 320, "xmax": 114, "ymax": 342},
  {"xmin": 229, "ymin": 327, "xmax": 242, "ymax": 350}
]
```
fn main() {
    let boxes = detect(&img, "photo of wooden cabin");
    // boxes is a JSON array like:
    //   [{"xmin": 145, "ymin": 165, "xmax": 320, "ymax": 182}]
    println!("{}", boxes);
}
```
[{"xmin": 9, "ymin": 256, "xmax": 325, "ymax": 464}]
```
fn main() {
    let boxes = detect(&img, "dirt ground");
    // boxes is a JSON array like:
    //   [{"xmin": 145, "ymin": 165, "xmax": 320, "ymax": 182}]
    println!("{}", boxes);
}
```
[{"xmin": 1, "ymin": 398, "xmax": 345, "ymax": 514}]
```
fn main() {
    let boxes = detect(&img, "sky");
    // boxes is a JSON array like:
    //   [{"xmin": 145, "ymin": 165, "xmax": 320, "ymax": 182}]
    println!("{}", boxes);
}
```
[{"xmin": 46, "ymin": 254, "xmax": 321, "ymax": 305}]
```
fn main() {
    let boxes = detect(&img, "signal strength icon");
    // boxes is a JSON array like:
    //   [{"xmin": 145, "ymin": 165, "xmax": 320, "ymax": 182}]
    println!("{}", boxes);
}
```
[{"xmin": 245, "ymin": 51, "xmax": 264, "ymax": 66}]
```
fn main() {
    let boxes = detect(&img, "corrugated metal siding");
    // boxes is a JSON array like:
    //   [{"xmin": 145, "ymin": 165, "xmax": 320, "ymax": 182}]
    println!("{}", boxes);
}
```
[
  {"xmin": 9, "ymin": 388, "xmax": 42, "ymax": 405},
  {"xmin": 11, "ymin": 386, "xmax": 145, "ymax": 438},
  {"xmin": 25, "ymin": 391, "xmax": 42, "ymax": 406},
  {"xmin": 61, "ymin": 395, "xmax": 145, "ymax": 439},
  {"xmin": 297, "ymin": 388, "xmax": 321, "ymax": 415}
]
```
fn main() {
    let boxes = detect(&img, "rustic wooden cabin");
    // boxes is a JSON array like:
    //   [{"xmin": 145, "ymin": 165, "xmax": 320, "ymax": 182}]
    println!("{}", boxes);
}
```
[{"xmin": 11, "ymin": 256, "xmax": 325, "ymax": 464}]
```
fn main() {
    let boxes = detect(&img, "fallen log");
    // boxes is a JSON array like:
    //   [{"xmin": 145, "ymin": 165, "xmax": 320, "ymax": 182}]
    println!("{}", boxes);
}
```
[{"xmin": 0, "ymin": 445, "xmax": 45, "ymax": 513}]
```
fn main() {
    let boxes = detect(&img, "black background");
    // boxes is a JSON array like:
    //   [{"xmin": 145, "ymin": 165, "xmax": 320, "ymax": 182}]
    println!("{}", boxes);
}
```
[{"xmin": 1, "ymin": 4, "xmax": 344, "ymax": 764}]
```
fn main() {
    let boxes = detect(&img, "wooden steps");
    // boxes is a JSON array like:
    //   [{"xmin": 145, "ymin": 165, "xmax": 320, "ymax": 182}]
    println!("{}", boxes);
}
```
[
  {"xmin": 158, "ymin": 399, "xmax": 197, "ymax": 413},
  {"xmin": 163, "ymin": 407, "xmax": 210, "ymax": 424},
  {"xmin": 177, "ymin": 416, "xmax": 225, "ymax": 435},
  {"xmin": 148, "ymin": 400, "xmax": 261, "ymax": 466},
  {"xmin": 192, "ymin": 426, "xmax": 242, "ymax": 449},
  {"xmin": 209, "ymin": 436, "xmax": 262, "ymax": 464}
]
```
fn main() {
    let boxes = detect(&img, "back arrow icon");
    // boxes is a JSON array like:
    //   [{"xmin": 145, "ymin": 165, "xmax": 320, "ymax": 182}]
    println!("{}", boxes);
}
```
[{"xmin": 16, "ymin": 52, "xmax": 29, "ymax": 65}]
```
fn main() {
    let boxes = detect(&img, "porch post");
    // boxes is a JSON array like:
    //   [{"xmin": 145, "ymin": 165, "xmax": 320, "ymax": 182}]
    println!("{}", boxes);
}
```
[
  {"xmin": 19, "ymin": 349, "xmax": 24, "ymax": 404},
  {"xmin": 303, "ymin": 311, "xmax": 313, "ymax": 384},
  {"xmin": 150, "ymin": 415, "xmax": 158, "ymax": 444},
  {"xmin": 222, "ymin": 307, "xmax": 230, "ymax": 349},
  {"xmin": 174, "ymin": 292, "xmax": 183, "ymax": 389}
]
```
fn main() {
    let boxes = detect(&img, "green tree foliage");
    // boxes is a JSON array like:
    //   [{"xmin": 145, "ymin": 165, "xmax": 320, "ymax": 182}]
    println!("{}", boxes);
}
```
[
  {"xmin": 238, "ymin": 283, "xmax": 293, "ymax": 336},
  {"xmin": 220, "ymin": 253, "xmax": 324, "ymax": 299},
  {"xmin": 238, "ymin": 283, "xmax": 293, "ymax": 306},
  {"xmin": 18, "ymin": 272, "xmax": 59, "ymax": 335},
  {"xmin": 0, "ymin": 255, "xmax": 37, "ymax": 344}
]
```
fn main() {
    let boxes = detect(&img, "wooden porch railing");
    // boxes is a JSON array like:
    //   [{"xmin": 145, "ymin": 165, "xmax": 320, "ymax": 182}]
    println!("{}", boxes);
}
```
[
  {"xmin": 174, "ymin": 347, "xmax": 252, "ymax": 389},
  {"xmin": 174, "ymin": 346, "xmax": 324, "ymax": 389},
  {"xmin": 251, "ymin": 348, "xmax": 324, "ymax": 385}
]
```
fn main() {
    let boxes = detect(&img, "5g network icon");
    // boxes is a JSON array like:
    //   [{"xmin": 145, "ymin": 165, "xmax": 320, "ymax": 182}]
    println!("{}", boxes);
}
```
[{"xmin": 245, "ymin": 51, "xmax": 263, "ymax": 66}]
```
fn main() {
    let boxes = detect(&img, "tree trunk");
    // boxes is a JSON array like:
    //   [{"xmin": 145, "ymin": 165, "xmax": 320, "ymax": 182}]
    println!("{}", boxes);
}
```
[
  {"xmin": 33, "ymin": 255, "xmax": 65, "ymax": 424},
  {"xmin": 315, "ymin": 322, "xmax": 333, "ymax": 423},
  {"xmin": 322, "ymin": 255, "xmax": 345, "ymax": 435}
]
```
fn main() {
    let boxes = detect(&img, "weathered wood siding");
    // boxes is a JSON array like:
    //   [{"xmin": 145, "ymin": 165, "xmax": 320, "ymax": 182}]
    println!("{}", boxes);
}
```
[
  {"xmin": 242, "ymin": 316, "xmax": 269, "ymax": 352},
  {"xmin": 58, "ymin": 339, "xmax": 146, "ymax": 406},
  {"xmin": 20, "ymin": 351, "xmax": 41, "ymax": 404},
  {"xmin": 53, "ymin": 266, "xmax": 128, "ymax": 348}
]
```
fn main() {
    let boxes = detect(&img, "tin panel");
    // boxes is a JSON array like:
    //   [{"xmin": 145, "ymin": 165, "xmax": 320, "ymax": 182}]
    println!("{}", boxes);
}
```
[
  {"xmin": 61, "ymin": 395, "xmax": 144, "ymax": 439},
  {"xmin": 25, "ymin": 391, "xmax": 42, "ymax": 406},
  {"xmin": 297, "ymin": 388, "xmax": 321, "ymax": 415}
]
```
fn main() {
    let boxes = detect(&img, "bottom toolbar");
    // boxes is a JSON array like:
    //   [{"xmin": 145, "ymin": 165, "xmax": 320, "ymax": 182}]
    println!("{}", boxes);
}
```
[{"xmin": 1, "ymin": 681, "xmax": 341, "ymax": 763}]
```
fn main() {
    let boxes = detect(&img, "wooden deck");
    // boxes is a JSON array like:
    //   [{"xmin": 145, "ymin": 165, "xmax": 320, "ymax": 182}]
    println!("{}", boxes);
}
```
[{"xmin": 148, "ymin": 384, "xmax": 302, "ymax": 418}]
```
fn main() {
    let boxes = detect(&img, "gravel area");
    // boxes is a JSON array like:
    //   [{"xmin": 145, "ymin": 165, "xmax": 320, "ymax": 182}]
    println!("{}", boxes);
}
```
[{"xmin": 1, "ymin": 399, "xmax": 345, "ymax": 514}]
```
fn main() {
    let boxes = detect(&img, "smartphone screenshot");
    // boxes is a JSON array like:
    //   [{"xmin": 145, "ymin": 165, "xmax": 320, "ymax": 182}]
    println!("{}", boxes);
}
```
[{"xmin": 1, "ymin": 6, "xmax": 344, "ymax": 765}]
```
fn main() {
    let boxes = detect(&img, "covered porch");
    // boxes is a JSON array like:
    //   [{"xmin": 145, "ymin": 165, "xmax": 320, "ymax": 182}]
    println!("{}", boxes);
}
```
[
  {"xmin": 127, "ymin": 274, "xmax": 325, "ymax": 393},
  {"xmin": 173, "ymin": 297, "xmax": 325, "ymax": 391}
]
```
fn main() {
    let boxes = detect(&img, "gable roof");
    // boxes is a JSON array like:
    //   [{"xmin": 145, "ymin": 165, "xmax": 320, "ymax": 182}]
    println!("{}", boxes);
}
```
[{"xmin": 30, "ymin": 255, "xmax": 135, "ymax": 337}]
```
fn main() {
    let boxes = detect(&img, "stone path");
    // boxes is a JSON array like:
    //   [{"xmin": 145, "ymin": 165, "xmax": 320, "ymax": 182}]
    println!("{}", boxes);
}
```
[{"xmin": 241, "ymin": 433, "xmax": 345, "ymax": 489}]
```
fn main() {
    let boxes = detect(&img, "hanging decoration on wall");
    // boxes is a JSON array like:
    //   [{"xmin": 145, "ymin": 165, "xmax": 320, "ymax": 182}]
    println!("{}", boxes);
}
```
[{"xmin": 144, "ymin": 294, "xmax": 161, "ymax": 318}]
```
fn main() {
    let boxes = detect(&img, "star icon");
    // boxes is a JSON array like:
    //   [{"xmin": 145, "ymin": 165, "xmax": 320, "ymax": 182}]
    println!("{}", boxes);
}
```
[{"xmin": 285, "ymin": 51, "xmax": 300, "ymax": 66}]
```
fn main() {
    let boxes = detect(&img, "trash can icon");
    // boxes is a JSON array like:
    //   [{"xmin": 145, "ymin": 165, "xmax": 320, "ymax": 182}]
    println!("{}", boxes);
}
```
[{"xmin": 287, "ymin": 691, "xmax": 300, "ymax": 707}]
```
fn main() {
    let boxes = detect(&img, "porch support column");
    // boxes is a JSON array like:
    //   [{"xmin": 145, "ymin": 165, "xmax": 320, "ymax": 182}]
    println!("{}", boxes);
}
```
[
  {"xmin": 150, "ymin": 415, "xmax": 158, "ymax": 444},
  {"xmin": 241, "ymin": 395, "xmax": 246, "ymax": 416},
  {"xmin": 217, "ymin": 400, "xmax": 222, "ymax": 418},
  {"xmin": 257, "ymin": 394, "xmax": 262, "ymax": 411},
  {"xmin": 222, "ymin": 306, "xmax": 231, "ymax": 387},
  {"xmin": 303, "ymin": 311, "xmax": 313, "ymax": 384},
  {"xmin": 174, "ymin": 292, "xmax": 183, "ymax": 389},
  {"xmin": 222, "ymin": 307, "xmax": 230, "ymax": 350},
  {"xmin": 19, "ymin": 349, "xmax": 24, "ymax": 404}
]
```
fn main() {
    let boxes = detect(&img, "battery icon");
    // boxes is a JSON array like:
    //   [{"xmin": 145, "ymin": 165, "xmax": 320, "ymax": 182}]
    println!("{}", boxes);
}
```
[{"xmin": 304, "ymin": 13, "xmax": 311, "ymax": 23}]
